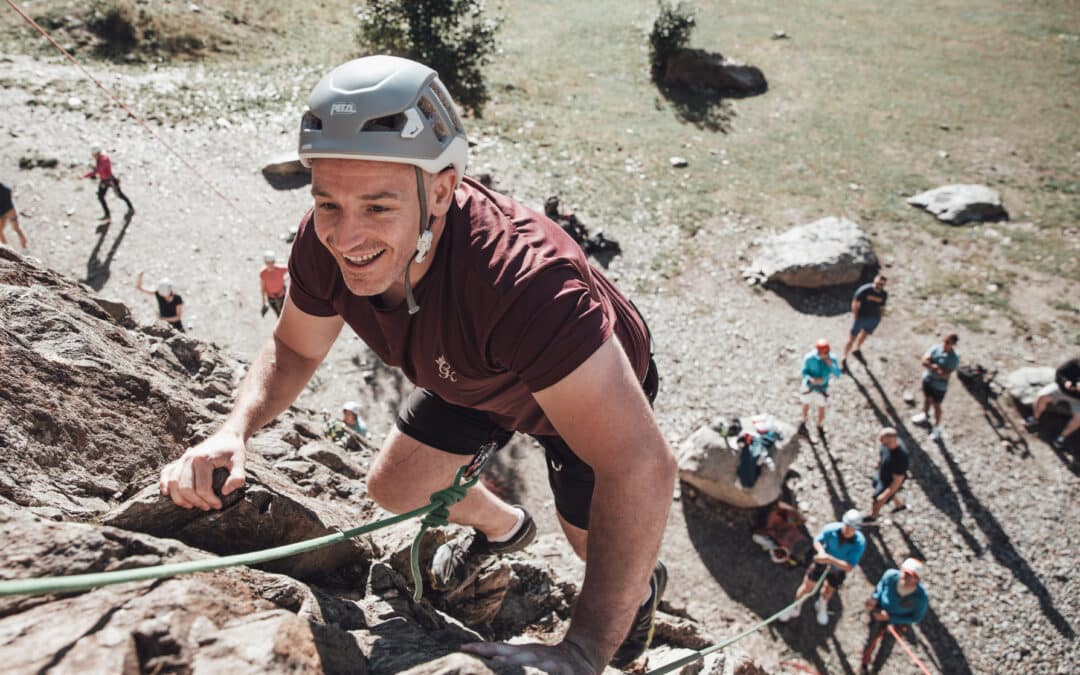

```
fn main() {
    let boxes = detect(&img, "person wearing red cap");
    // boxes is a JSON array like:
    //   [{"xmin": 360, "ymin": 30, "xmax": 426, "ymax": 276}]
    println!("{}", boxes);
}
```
[
  {"xmin": 861, "ymin": 558, "xmax": 929, "ymax": 672},
  {"xmin": 799, "ymin": 338, "xmax": 843, "ymax": 438}
]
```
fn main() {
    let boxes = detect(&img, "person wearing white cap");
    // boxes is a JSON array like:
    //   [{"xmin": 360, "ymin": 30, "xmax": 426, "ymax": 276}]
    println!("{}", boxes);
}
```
[
  {"xmin": 779, "ymin": 508, "xmax": 866, "ymax": 625},
  {"xmin": 259, "ymin": 250, "xmax": 289, "ymax": 317},
  {"xmin": 861, "ymin": 558, "xmax": 929, "ymax": 671},
  {"xmin": 341, "ymin": 400, "xmax": 369, "ymax": 438},
  {"xmin": 135, "ymin": 271, "xmax": 184, "ymax": 332}
]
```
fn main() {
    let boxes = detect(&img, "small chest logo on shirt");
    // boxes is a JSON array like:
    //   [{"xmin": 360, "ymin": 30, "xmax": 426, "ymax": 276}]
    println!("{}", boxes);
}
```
[{"xmin": 435, "ymin": 355, "xmax": 458, "ymax": 382}]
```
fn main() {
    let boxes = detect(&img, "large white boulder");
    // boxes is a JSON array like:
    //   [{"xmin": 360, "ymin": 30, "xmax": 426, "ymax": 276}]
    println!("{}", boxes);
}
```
[
  {"xmin": 746, "ymin": 217, "xmax": 876, "ymax": 288},
  {"xmin": 1006, "ymin": 367, "xmax": 1055, "ymax": 407},
  {"xmin": 907, "ymin": 184, "xmax": 1007, "ymax": 224},
  {"xmin": 677, "ymin": 415, "xmax": 799, "ymax": 508}
]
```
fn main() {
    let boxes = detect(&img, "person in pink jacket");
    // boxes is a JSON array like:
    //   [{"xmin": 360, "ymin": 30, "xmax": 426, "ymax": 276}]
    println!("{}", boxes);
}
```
[{"xmin": 82, "ymin": 146, "xmax": 134, "ymax": 223}]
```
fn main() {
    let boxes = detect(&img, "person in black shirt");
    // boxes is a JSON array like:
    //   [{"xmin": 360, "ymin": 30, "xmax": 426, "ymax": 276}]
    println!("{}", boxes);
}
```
[
  {"xmin": 866, "ymin": 427, "xmax": 908, "ymax": 522},
  {"xmin": 1025, "ymin": 357, "xmax": 1080, "ymax": 449},
  {"xmin": 842, "ymin": 274, "xmax": 888, "ymax": 367},
  {"xmin": 136, "ymin": 271, "xmax": 185, "ymax": 332}
]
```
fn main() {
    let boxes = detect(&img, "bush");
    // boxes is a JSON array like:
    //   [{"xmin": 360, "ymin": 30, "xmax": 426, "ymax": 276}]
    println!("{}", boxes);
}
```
[
  {"xmin": 649, "ymin": 1, "xmax": 696, "ymax": 79},
  {"xmin": 356, "ymin": 0, "xmax": 501, "ymax": 116},
  {"xmin": 87, "ymin": 0, "xmax": 139, "ymax": 57}
]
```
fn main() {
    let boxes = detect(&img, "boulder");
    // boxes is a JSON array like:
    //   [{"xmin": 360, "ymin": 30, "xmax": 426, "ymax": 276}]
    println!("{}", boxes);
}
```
[
  {"xmin": 299, "ymin": 440, "xmax": 365, "ymax": 479},
  {"xmin": 662, "ymin": 48, "xmax": 768, "ymax": 96},
  {"xmin": 907, "ymin": 184, "xmax": 1007, "ymax": 224},
  {"xmin": 677, "ymin": 415, "xmax": 799, "ymax": 508},
  {"xmin": 746, "ymin": 217, "xmax": 877, "ymax": 288},
  {"xmin": 1006, "ymin": 367, "xmax": 1055, "ymax": 408},
  {"xmin": 261, "ymin": 152, "xmax": 311, "ymax": 190}
]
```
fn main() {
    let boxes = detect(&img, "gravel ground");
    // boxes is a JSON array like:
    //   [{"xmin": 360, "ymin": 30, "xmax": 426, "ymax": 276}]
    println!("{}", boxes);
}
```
[{"xmin": 2, "ymin": 53, "xmax": 1078, "ymax": 674}]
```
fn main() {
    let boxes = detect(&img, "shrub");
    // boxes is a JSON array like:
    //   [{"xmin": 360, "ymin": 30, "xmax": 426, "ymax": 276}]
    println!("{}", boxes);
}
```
[
  {"xmin": 649, "ymin": 1, "xmax": 696, "ymax": 79},
  {"xmin": 356, "ymin": 0, "xmax": 501, "ymax": 115},
  {"xmin": 87, "ymin": 0, "xmax": 140, "ymax": 57}
]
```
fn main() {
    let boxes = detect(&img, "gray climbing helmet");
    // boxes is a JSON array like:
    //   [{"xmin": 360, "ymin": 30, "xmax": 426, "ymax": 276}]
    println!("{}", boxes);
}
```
[{"xmin": 297, "ymin": 55, "xmax": 469, "ymax": 186}]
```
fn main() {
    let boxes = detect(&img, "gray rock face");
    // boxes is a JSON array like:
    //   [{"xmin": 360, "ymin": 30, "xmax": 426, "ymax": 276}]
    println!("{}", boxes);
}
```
[
  {"xmin": 907, "ymin": 184, "xmax": 1008, "ymax": 224},
  {"xmin": 1006, "ymin": 366, "xmax": 1055, "ymax": 407},
  {"xmin": 662, "ymin": 48, "xmax": 768, "ymax": 96},
  {"xmin": 300, "ymin": 440, "xmax": 365, "ymax": 479},
  {"xmin": 677, "ymin": 415, "xmax": 799, "ymax": 508},
  {"xmin": 746, "ymin": 217, "xmax": 877, "ymax": 288}
]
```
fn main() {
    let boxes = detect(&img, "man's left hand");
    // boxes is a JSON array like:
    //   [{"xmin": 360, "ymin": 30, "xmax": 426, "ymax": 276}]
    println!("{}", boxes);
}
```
[
  {"xmin": 462, "ymin": 640, "xmax": 598, "ymax": 675},
  {"xmin": 872, "ymin": 609, "xmax": 889, "ymax": 622}
]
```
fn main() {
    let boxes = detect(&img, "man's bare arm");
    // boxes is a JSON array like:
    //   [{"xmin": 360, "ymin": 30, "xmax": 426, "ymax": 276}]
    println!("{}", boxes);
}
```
[{"xmin": 532, "ymin": 338, "xmax": 677, "ymax": 670}]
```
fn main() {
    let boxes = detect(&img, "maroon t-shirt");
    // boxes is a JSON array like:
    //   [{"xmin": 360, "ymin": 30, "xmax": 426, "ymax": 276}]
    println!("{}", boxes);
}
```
[{"xmin": 288, "ymin": 177, "xmax": 650, "ymax": 436}]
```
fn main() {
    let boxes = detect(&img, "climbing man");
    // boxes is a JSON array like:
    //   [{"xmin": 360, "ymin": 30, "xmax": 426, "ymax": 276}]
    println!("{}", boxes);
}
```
[
  {"xmin": 842, "ymin": 273, "xmax": 887, "ymax": 368},
  {"xmin": 861, "ymin": 558, "xmax": 929, "ymax": 673},
  {"xmin": 778, "ymin": 509, "xmax": 866, "ymax": 626},
  {"xmin": 911, "ymin": 332, "xmax": 960, "ymax": 441},
  {"xmin": 157, "ymin": 55, "xmax": 677, "ymax": 673},
  {"xmin": 799, "ymin": 338, "xmax": 843, "ymax": 439},
  {"xmin": 0, "ymin": 182, "xmax": 28, "ymax": 249},
  {"xmin": 1024, "ymin": 356, "xmax": 1080, "ymax": 450},
  {"xmin": 866, "ymin": 427, "xmax": 909, "ymax": 523},
  {"xmin": 259, "ymin": 250, "xmax": 289, "ymax": 317},
  {"xmin": 82, "ymin": 145, "xmax": 134, "ymax": 224},
  {"xmin": 136, "ymin": 271, "xmax": 184, "ymax": 332}
]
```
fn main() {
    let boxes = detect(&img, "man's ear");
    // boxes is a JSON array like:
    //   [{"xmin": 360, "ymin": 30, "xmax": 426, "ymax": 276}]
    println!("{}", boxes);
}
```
[{"xmin": 428, "ymin": 169, "xmax": 458, "ymax": 217}]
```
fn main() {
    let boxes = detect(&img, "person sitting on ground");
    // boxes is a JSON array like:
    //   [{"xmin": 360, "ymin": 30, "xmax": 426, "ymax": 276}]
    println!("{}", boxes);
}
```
[
  {"xmin": 752, "ymin": 498, "xmax": 810, "ymax": 566},
  {"xmin": 1024, "ymin": 356, "xmax": 1080, "ymax": 450},
  {"xmin": 861, "ymin": 558, "xmax": 929, "ymax": 672},
  {"xmin": 842, "ymin": 273, "xmax": 888, "ymax": 368},
  {"xmin": 82, "ymin": 145, "xmax": 134, "ymax": 224},
  {"xmin": 779, "ymin": 509, "xmax": 866, "ymax": 626},
  {"xmin": 259, "ymin": 250, "xmax": 289, "ymax": 317},
  {"xmin": 325, "ymin": 401, "xmax": 371, "ymax": 451},
  {"xmin": 0, "ymin": 182, "xmax": 28, "ymax": 249},
  {"xmin": 866, "ymin": 427, "xmax": 909, "ymax": 523},
  {"xmin": 911, "ymin": 332, "xmax": 960, "ymax": 441},
  {"xmin": 799, "ymin": 338, "xmax": 843, "ymax": 439},
  {"xmin": 157, "ymin": 55, "xmax": 676, "ymax": 673},
  {"xmin": 136, "ymin": 271, "xmax": 184, "ymax": 332}
]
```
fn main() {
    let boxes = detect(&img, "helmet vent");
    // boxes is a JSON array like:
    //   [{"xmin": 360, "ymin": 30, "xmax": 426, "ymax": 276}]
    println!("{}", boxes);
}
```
[
  {"xmin": 362, "ymin": 113, "xmax": 409, "ymax": 132},
  {"xmin": 301, "ymin": 111, "xmax": 323, "ymax": 131},
  {"xmin": 418, "ymin": 95, "xmax": 449, "ymax": 141},
  {"xmin": 430, "ymin": 80, "xmax": 465, "ymax": 134}
]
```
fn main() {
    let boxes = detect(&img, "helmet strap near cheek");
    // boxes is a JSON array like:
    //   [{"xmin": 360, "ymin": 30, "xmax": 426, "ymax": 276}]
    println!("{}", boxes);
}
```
[{"xmin": 405, "ymin": 166, "xmax": 434, "ymax": 315}]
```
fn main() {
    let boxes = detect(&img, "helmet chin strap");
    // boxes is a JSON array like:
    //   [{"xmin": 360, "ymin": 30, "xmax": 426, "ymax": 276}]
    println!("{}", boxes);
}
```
[{"xmin": 405, "ymin": 166, "xmax": 434, "ymax": 315}]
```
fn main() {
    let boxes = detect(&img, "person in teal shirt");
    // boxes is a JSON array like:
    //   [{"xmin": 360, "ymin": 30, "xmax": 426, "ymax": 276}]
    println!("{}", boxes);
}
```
[
  {"xmin": 799, "ymin": 338, "xmax": 843, "ymax": 438},
  {"xmin": 779, "ymin": 509, "xmax": 866, "ymax": 626},
  {"xmin": 861, "ymin": 559, "xmax": 929, "ymax": 671},
  {"xmin": 911, "ymin": 333, "xmax": 959, "ymax": 441}
]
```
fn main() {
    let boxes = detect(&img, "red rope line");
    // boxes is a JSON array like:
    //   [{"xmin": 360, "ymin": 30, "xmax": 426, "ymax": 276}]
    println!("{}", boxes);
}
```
[
  {"xmin": 4, "ymin": 0, "xmax": 254, "ymax": 226},
  {"xmin": 779, "ymin": 660, "xmax": 820, "ymax": 675},
  {"xmin": 887, "ymin": 625, "xmax": 934, "ymax": 675}
]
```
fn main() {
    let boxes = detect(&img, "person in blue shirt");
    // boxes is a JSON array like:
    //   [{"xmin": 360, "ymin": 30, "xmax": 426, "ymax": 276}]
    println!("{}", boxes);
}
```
[
  {"xmin": 842, "ymin": 274, "xmax": 888, "ymax": 367},
  {"xmin": 911, "ymin": 333, "xmax": 960, "ymax": 441},
  {"xmin": 799, "ymin": 338, "xmax": 843, "ymax": 439},
  {"xmin": 861, "ymin": 558, "xmax": 929, "ymax": 672},
  {"xmin": 779, "ymin": 509, "xmax": 866, "ymax": 626}
]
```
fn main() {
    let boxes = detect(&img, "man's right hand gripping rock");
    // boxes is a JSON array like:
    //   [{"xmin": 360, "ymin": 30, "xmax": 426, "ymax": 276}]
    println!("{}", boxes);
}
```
[{"xmin": 160, "ymin": 430, "xmax": 247, "ymax": 510}]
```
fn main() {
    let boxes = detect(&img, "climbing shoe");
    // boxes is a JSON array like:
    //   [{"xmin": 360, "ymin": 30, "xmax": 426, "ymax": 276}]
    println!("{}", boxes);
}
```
[
  {"xmin": 429, "ymin": 506, "xmax": 536, "ymax": 593},
  {"xmin": 610, "ymin": 560, "xmax": 668, "ymax": 669}
]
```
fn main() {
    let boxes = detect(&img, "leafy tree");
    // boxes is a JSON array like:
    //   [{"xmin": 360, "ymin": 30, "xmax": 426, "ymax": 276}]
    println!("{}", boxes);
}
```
[{"xmin": 649, "ymin": 1, "xmax": 696, "ymax": 79}]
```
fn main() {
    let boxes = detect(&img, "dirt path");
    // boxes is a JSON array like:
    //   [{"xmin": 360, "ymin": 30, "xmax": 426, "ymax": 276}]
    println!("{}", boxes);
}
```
[{"xmin": 2, "ymin": 51, "xmax": 1078, "ymax": 675}]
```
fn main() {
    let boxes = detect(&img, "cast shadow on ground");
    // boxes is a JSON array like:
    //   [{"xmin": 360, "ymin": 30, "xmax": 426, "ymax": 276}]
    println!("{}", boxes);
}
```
[
  {"xmin": 848, "ymin": 362, "xmax": 1075, "ymax": 640},
  {"xmin": 956, "ymin": 371, "xmax": 1032, "ymax": 460},
  {"xmin": 83, "ymin": 210, "xmax": 134, "ymax": 291},
  {"xmin": 655, "ymin": 83, "xmax": 736, "ymax": 133},
  {"xmin": 765, "ymin": 266, "xmax": 879, "ymax": 318},
  {"xmin": 682, "ymin": 493, "xmax": 849, "ymax": 675}
]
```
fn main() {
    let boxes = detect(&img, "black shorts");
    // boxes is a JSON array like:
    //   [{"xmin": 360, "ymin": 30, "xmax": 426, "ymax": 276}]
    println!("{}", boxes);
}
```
[
  {"xmin": 922, "ymin": 380, "xmax": 947, "ymax": 404},
  {"xmin": 807, "ymin": 562, "xmax": 847, "ymax": 587},
  {"xmin": 871, "ymin": 477, "xmax": 902, "ymax": 502},
  {"xmin": 396, "ymin": 356, "xmax": 660, "ymax": 530},
  {"xmin": 0, "ymin": 185, "xmax": 13, "ymax": 215}
]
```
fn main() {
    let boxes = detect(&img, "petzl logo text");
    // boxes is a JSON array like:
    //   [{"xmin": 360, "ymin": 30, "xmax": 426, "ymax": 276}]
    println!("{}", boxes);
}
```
[{"xmin": 330, "ymin": 103, "xmax": 357, "ymax": 115}]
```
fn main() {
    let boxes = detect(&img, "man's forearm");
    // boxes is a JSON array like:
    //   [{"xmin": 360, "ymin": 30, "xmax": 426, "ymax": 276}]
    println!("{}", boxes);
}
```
[
  {"xmin": 565, "ymin": 460, "xmax": 675, "ymax": 670},
  {"xmin": 221, "ymin": 335, "xmax": 322, "ymax": 440}
]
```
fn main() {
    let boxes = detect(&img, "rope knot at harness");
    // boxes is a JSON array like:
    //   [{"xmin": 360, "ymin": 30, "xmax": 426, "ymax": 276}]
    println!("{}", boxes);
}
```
[{"xmin": 419, "ymin": 483, "xmax": 470, "ymax": 528}]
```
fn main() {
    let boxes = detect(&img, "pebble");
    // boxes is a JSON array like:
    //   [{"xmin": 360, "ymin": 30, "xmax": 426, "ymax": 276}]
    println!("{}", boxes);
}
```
[{"xmin": 669, "ymin": 156, "xmax": 688, "ymax": 168}]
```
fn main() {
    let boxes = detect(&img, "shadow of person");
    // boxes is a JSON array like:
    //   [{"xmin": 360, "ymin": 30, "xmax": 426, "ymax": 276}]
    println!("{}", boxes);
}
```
[
  {"xmin": 84, "ymin": 209, "xmax": 134, "ymax": 291},
  {"xmin": 682, "ymin": 493, "xmax": 836, "ymax": 675},
  {"xmin": 804, "ymin": 433, "xmax": 856, "ymax": 515},
  {"xmin": 956, "ymin": 371, "xmax": 1032, "ymax": 459},
  {"xmin": 932, "ymin": 435, "xmax": 1075, "ymax": 639}
]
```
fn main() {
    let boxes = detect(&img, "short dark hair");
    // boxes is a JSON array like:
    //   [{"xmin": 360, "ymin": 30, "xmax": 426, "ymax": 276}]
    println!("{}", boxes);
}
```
[
  {"xmin": 945, "ymin": 332, "xmax": 959, "ymax": 344},
  {"xmin": 875, "ymin": 273, "xmax": 887, "ymax": 282}
]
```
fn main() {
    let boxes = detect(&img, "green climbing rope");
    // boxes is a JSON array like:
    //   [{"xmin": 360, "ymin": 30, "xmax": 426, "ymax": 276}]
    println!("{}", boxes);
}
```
[
  {"xmin": 0, "ymin": 466, "xmax": 479, "ymax": 600},
  {"xmin": 644, "ymin": 573, "xmax": 828, "ymax": 674}
]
